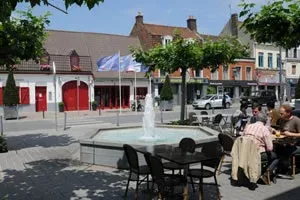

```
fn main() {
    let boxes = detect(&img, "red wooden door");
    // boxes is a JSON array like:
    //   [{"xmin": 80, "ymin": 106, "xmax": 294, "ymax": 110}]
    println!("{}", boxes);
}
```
[
  {"xmin": 35, "ymin": 87, "xmax": 47, "ymax": 112},
  {"xmin": 62, "ymin": 81, "xmax": 88, "ymax": 111}
]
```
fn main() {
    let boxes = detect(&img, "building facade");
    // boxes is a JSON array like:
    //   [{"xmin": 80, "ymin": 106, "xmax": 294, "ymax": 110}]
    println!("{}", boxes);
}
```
[{"xmin": 285, "ymin": 47, "xmax": 300, "ymax": 99}]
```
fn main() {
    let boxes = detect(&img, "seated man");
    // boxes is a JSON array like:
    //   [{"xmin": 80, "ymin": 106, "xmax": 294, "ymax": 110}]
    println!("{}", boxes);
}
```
[
  {"xmin": 249, "ymin": 103, "xmax": 262, "ymax": 124},
  {"xmin": 241, "ymin": 112, "xmax": 277, "ymax": 163}
]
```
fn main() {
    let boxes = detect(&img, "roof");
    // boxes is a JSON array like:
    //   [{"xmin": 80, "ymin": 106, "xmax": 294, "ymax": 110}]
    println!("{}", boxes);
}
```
[
  {"xmin": 199, "ymin": 34, "xmax": 220, "ymax": 42},
  {"xmin": 143, "ymin": 23, "xmax": 199, "ymax": 39},
  {"xmin": 44, "ymin": 30, "xmax": 141, "ymax": 73}
]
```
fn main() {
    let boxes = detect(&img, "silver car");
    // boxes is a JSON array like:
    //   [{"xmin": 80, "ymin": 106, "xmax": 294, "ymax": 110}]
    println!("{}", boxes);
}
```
[{"xmin": 192, "ymin": 94, "xmax": 232, "ymax": 110}]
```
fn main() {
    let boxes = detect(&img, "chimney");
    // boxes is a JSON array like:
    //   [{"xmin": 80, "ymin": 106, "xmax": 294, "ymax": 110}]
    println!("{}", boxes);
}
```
[
  {"xmin": 231, "ymin": 13, "xmax": 238, "ymax": 36},
  {"xmin": 135, "ymin": 12, "xmax": 143, "ymax": 24},
  {"xmin": 187, "ymin": 16, "xmax": 197, "ymax": 32}
]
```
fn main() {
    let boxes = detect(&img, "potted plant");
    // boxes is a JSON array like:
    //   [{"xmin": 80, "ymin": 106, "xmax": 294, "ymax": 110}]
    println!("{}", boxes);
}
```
[
  {"xmin": 3, "ymin": 69, "xmax": 19, "ymax": 120},
  {"xmin": 294, "ymin": 76, "xmax": 300, "ymax": 109},
  {"xmin": 159, "ymin": 74, "xmax": 173, "ymax": 111},
  {"xmin": 58, "ymin": 102, "xmax": 64, "ymax": 112},
  {"xmin": 92, "ymin": 101, "xmax": 98, "ymax": 111}
]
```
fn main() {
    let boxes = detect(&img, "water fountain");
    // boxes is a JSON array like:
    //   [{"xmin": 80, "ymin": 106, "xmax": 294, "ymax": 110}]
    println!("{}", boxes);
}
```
[
  {"xmin": 139, "ymin": 94, "xmax": 160, "ymax": 142},
  {"xmin": 80, "ymin": 83, "xmax": 219, "ymax": 168}
]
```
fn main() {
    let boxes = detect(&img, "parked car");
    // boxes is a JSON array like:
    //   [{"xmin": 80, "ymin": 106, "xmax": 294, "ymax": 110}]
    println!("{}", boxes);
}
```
[
  {"xmin": 192, "ymin": 94, "xmax": 232, "ymax": 110},
  {"xmin": 240, "ymin": 90, "xmax": 277, "ymax": 106}
]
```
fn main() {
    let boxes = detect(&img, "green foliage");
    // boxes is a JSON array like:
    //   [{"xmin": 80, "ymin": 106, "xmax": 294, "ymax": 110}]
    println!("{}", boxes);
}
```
[
  {"xmin": 0, "ymin": 9, "xmax": 50, "ymax": 68},
  {"xmin": 160, "ymin": 75, "xmax": 173, "ymax": 101},
  {"xmin": 170, "ymin": 119, "xmax": 192, "ymax": 126},
  {"xmin": 0, "ymin": 0, "xmax": 104, "ymax": 22},
  {"xmin": 58, "ymin": 102, "xmax": 64, "ymax": 106},
  {"xmin": 131, "ymin": 33, "xmax": 248, "ymax": 120},
  {"xmin": 0, "ymin": 135, "xmax": 8, "ymax": 152},
  {"xmin": 295, "ymin": 76, "xmax": 300, "ymax": 99},
  {"xmin": 3, "ymin": 70, "xmax": 19, "ymax": 106},
  {"xmin": 239, "ymin": 0, "xmax": 300, "ymax": 49},
  {"xmin": 207, "ymin": 86, "xmax": 217, "ymax": 95}
]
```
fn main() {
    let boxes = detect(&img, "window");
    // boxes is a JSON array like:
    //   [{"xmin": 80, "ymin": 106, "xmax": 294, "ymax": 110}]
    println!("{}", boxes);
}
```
[
  {"xmin": 246, "ymin": 67, "xmax": 252, "ymax": 80},
  {"xmin": 211, "ymin": 70, "xmax": 218, "ymax": 80},
  {"xmin": 40, "ymin": 51, "xmax": 50, "ymax": 65},
  {"xmin": 135, "ymin": 87, "xmax": 148, "ymax": 100},
  {"xmin": 292, "ymin": 65, "xmax": 296, "ymax": 75},
  {"xmin": 276, "ymin": 54, "xmax": 280, "ymax": 69},
  {"xmin": 162, "ymin": 35, "xmax": 173, "ymax": 47},
  {"xmin": 160, "ymin": 69, "xmax": 166, "ymax": 77},
  {"xmin": 69, "ymin": 50, "xmax": 79, "ymax": 67},
  {"xmin": 222, "ymin": 66, "xmax": 228, "ymax": 80},
  {"xmin": 294, "ymin": 48, "xmax": 297, "ymax": 58},
  {"xmin": 268, "ymin": 53, "xmax": 273, "ymax": 68},
  {"xmin": 258, "ymin": 52, "xmax": 264, "ymax": 67},
  {"xmin": 195, "ymin": 69, "xmax": 201, "ymax": 77},
  {"xmin": 233, "ymin": 66, "xmax": 241, "ymax": 80}
]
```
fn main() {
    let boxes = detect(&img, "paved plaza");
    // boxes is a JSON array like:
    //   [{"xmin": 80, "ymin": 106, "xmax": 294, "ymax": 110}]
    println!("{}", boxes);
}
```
[{"xmin": 1, "ymin": 122, "xmax": 300, "ymax": 199}]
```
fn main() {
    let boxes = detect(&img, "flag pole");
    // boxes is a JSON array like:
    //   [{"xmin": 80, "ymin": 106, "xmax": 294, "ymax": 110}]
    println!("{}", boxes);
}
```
[
  {"xmin": 135, "ymin": 69, "xmax": 137, "ymax": 114},
  {"xmin": 119, "ymin": 51, "xmax": 122, "ymax": 114},
  {"xmin": 53, "ymin": 62, "xmax": 58, "ymax": 131}
]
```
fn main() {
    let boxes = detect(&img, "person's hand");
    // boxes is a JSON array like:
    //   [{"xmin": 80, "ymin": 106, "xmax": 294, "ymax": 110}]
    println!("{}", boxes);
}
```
[{"xmin": 282, "ymin": 131, "xmax": 293, "ymax": 137}]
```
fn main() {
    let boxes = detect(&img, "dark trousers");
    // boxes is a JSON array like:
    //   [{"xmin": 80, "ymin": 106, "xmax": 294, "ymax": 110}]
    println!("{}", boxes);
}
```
[{"xmin": 261, "ymin": 151, "xmax": 277, "ymax": 163}]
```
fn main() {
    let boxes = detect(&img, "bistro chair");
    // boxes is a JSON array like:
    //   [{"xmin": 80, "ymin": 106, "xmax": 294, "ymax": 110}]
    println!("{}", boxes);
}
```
[
  {"xmin": 144, "ymin": 152, "xmax": 187, "ymax": 199},
  {"xmin": 187, "ymin": 142, "xmax": 222, "ymax": 200},
  {"xmin": 200, "ymin": 111, "xmax": 210, "ymax": 125},
  {"xmin": 123, "ymin": 144, "xmax": 151, "ymax": 199},
  {"xmin": 217, "ymin": 133, "xmax": 235, "ymax": 175},
  {"xmin": 163, "ymin": 138, "xmax": 196, "ymax": 175},
  {"xmin": 208, "ymin": 114, "xmax": 223, "ymax": 132}
]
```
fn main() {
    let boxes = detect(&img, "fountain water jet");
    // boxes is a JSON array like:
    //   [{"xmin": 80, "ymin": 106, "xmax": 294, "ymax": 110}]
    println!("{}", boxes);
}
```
[{"xmin": 139, "ymin": 93, "xmax": 161, "ymax": 142}]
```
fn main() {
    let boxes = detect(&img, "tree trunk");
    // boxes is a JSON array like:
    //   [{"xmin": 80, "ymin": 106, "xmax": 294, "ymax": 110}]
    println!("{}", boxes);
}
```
[{"xmin": 180, "ymin": 70, "xmax": 186, "ymax": 121}]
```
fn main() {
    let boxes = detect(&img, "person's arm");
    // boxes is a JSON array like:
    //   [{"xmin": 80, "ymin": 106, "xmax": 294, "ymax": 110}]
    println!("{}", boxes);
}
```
[
  {"xmin": 264, "ymin": 128, "xmax": 273, "ymax": 151},
  {"xmin": 282, "ymin": 118, "xmax": 300, "ymax": 137}
]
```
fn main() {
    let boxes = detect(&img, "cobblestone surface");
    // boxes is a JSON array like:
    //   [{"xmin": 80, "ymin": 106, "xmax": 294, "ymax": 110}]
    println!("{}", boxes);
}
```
[{"xmin": 0, "ymin": 125, "xmax": 300, "ymax": 200}]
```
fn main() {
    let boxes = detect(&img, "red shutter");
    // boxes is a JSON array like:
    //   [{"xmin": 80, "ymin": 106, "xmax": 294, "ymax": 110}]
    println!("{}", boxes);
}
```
[
  {"xmin": 20, "ymin": 87, "xmax": 30, "ymax": 105},
  {"xmin": 0, "ymin": 88, "xmax": 3, "ymax": 105}
]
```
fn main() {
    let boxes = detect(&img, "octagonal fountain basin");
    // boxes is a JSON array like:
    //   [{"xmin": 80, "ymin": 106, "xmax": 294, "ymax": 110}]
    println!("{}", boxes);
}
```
[{"xmin": 80, "ymin": 125, "xmax": 219, "ymax": 169}]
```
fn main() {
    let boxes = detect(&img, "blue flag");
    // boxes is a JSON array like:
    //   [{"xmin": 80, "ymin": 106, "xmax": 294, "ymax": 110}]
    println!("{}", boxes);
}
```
[
  {"xmin": 97, "ymin": 53, "xmax": 119, "ymax": 71},
  {"xmin": 120, "ymin": 55, "xmax": 134, "ymax": 72}
]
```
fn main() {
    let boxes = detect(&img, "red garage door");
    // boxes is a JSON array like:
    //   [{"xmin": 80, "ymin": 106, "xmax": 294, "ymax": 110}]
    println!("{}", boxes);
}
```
[{"xmin": 62, "ymin": 81, "xmax": 89, "ymax": 111}]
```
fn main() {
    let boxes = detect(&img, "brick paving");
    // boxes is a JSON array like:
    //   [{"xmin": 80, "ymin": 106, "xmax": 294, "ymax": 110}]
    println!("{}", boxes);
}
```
[{"xmin": 0, "ymin": 125, "xmax": 300, "ymax": 200}]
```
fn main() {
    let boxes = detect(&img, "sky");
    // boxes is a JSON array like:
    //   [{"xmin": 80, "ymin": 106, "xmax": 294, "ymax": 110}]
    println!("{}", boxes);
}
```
[{"xmin": 16, "ymin": 0, "xmax": 268, "ymax": 36}]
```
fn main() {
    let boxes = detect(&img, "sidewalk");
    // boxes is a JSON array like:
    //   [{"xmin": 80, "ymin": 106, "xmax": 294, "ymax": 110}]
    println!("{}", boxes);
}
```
[{"xmin": 1, "ymin": 102, "xmax": 241, "ymax": 121}]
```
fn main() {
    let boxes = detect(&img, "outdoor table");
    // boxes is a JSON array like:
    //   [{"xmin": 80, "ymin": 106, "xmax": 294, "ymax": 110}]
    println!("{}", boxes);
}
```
[{"xmin": 137, "ymin": 145, "xmax": 215, "ymax": 200}]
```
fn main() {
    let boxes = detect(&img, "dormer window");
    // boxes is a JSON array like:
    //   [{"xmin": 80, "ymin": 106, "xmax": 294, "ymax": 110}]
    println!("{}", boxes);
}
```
[
  {"xmin": 39, "ymin": 50, "xmax": 50, "ymax": 71},
  {"xmin": 70, "ymin": 50, "xmax": 79, "ymax": 66},
  {"xmin": 162, "ymin": 35, "xmax": 173, "ymax": 47}
]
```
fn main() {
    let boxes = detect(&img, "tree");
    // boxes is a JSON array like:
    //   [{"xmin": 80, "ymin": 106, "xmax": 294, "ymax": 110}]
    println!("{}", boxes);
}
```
[
  {"xmin": 239, "ymin": 0, "xmax": 300, "ymax": 49},
  {"xmin": 132, "ymin": 33, "xmax": 248, "ymax": 121},
  {"xmin": 0, "ymin": 10, "xmax": 50, "ymax": 68},
  {"xmin": 160, "ymin": 75, "xmax": 173, "ymax": 101},
  {"xmin": 295, "ymin": 76, "xmax": 300, "ymax": 99},
  {"xmin": 3, "ymin": 69, "xmax": 19, "ymax": 106},
  {"xmin": 0, "ymin": 0, "xmax": 104, "ymax": 22}
]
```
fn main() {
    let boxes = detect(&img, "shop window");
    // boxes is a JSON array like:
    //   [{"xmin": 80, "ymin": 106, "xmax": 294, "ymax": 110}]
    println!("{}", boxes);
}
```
[
  {"xmin": 246, "ymin": 67, "xmax": 252, "ymax": 80},
  {"xmin": 292, "ymin": 65, "xmax": 296, "ymax": 75},
  {"xmin": 258, "ymin": 52, "xmax": 264, "ymax": 67},
  {"xmin": 135, "ymin": 87, "xmax": 147, "ymax": 100}
]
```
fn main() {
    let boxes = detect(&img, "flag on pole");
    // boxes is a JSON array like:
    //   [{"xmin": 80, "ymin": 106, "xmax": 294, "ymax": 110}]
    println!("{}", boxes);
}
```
[{"xmin": 97, "ymin": 53, "xmax": 119, "ymax": 71}]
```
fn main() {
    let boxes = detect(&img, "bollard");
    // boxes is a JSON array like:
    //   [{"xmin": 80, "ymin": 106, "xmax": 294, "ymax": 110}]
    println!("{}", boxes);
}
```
[
  {"xmin": 0, "ymin": 116, "xmax": 3, "ymax": 136},
  {"xmin": 160, "ymin": 109, "xmax": 163, "ymax": 123},
  {"xmin": 99, "ymin": 107, "xmax": 101, "ymax": 116},
  {"xmin": 64, "ymin": 112, "xmax": 67, "ymax": 131},
  {"xmin": 212, "ymin": 106, "xmax": 215, "ymax": 114},
  {"xmin": 185, "ymin": 105, "xmax": 188, "ymax": 120},
  {"xmin": 42, "ymin": 109, "xmax": 45, "ymax": 119},
  {"xmin": 116, "ymin": 112, "xmax": 120, "ymax": 126}
]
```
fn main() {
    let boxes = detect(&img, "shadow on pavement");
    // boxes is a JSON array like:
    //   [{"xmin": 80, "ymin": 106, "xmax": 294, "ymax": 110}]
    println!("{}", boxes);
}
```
[{"xmin": 6, "ymin": 133, "xmax": 76, "ymax": 150}]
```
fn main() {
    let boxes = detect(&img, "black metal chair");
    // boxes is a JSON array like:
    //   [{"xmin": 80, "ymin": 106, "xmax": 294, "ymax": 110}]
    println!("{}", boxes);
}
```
[
  {"xmin": 188, "ymin": 142, "xmax": 222, "ymax": 200},
  {"xmin": 144, "ymin": 152, "xmax": 187, "ymax": 199},
  {"xmin": 208, "ymin": 114, "xmax": 223, "ymax": 132},
  {"xmin": 163, "ymin": 138, "xmax": 196, "ymax": 174},
  {"xmin": 200, "ymin": 111, "xmax": 210, "ymax": 125},
  {"xmin": 217, "ymin": 133, "xmax": 235, "ymax": 175},
  {"xmin": 123, "ymin": 144, "xmax": 151, "ymax": 199}
]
